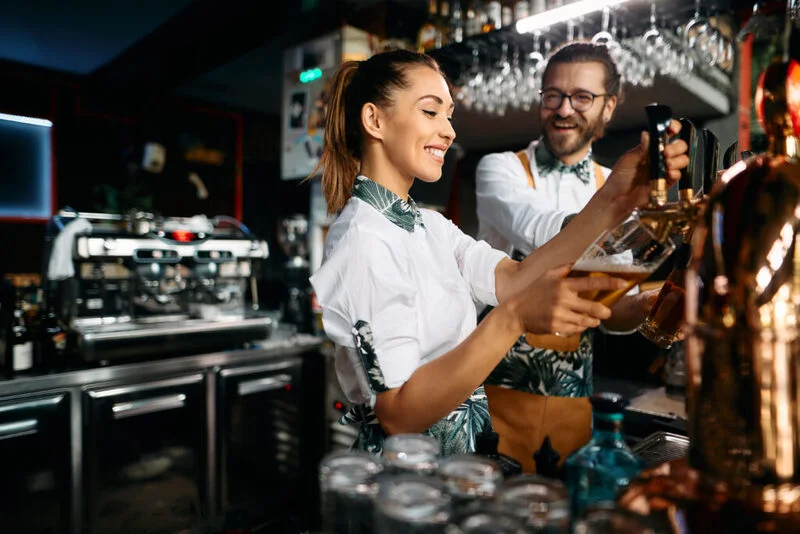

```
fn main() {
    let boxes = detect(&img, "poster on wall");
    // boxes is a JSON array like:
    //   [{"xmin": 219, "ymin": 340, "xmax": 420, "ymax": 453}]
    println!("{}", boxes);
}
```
[
  {"xmin": 281, "ymin": 26, "xmax": 374, "ymax": 180},
  {"xmin": 281, "ymin": 33, "xmax": 338, "ymax": 180}
]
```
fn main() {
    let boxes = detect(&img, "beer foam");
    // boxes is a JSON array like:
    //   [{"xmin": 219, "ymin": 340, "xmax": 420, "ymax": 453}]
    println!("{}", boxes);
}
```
[{"xmin": 571, "ymin": 259, "xmax": 653, "ymax": 274}]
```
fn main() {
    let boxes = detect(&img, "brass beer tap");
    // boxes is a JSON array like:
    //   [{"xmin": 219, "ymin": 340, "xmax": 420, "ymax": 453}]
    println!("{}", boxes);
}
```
[{"xmin": 636, "ymin": 105, "xmax": 706, "ymax": 244}]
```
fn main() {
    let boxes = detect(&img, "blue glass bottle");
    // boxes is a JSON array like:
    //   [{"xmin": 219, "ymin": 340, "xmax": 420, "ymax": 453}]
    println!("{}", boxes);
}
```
[{"xmin": 563, "ymin": 392, "xmax": 645, "ymax": 518}]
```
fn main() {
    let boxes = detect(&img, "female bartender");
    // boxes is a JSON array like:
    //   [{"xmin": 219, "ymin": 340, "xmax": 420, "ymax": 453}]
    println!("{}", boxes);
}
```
[{"xmin": 309, "ymin": 49, "xmax": 688, "ymax": 455}]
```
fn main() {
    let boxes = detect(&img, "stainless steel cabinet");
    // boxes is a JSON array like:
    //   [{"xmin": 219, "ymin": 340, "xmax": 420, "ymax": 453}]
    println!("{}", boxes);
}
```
[
  {"xmin": 0, "ymin": 392, "xmax": 72, "ymax": 533},
  {"xmin": 83, "ymin": 374, "xmax": 208, "ymax": 534},
  {"xmin": 0, "ymin": 341, "xmax": 326, "ymax": 534}
]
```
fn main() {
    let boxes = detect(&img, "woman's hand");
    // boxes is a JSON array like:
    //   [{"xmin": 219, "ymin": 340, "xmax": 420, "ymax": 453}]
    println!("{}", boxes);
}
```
[
  {"xmin": 513, "ymin": 265, "xmax": 629, "ymax": 336},
  {"xmin": 600, "ymin": 119, "xmax": 690, "ymax": 215}
]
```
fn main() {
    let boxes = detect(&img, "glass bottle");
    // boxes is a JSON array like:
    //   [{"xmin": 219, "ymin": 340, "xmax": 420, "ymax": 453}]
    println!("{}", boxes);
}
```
[
  {"xmin": 382, "ymin": 433, "xmax": 440, "ymax": 475},
  {"xmin": 450, "ymin": 0, "xmax": 464, "ymax": 43},
  {"xmin": 564, "ymin": 393, "xmax": 644, "ymax": 518},
  {"xmin": 483, "ymin": 0, "xmax": 502, "ymax": 32},
  {"xmin": 417, "ymin": 0, "xmax": 442, "ymax": 52},
  {"xmin": 437, "ymin": 0, "xmax": 450, "ymax": 48},
  {"xmin": 0, "ymin": 276, "xmax": 14, "ymax": 376},
  {"xmin": 474, "ymin": 430, "xmax": 522, "ymax": 479},
  {"xmin": 501, "ymin": 2, "xmax": 513, "ymax": 28},
  {"xmin": 319, "ymin": 450, "xmax": 384, "ymax": 534},
  {"xmin": 6, "ymin": 287, "xmax": 33, "ymax": 373},
  {"xmin": 374, "ymin": 474, "xmax": 451, "ymax": 533},
  {"xmin": 38, "ymin": 288, "xmax": 68, "ymax": 372},
  {"xmin": 513, "ymin": 0, "xmax": 530, "ymax": 22},
  {"xmin": 465, "ymin": 0, "xmax": 485, "ymax": 37}
]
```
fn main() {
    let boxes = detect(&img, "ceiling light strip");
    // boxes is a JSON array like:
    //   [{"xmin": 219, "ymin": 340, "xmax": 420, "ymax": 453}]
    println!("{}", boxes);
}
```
[{"xmin": 515, "ymin": 0, "xmax": 631, "ymax": 34}]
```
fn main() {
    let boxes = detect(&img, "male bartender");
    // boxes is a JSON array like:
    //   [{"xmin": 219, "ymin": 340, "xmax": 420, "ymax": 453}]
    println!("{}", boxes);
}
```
[{"xmin": 475, "ymin": 42, "xmax": 655, "ymax": 472}]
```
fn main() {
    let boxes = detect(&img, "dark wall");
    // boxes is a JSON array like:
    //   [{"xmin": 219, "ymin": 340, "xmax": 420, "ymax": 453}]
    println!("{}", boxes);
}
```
[{"xmin": 241, "ymin": 113, "xmax": 314, "ymax": 310}]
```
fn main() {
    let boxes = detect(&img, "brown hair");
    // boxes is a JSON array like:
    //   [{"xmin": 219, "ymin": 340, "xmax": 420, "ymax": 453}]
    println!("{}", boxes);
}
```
[
  {"xmin": 541, "ymin": 41, "xmax": 623, "ymax": 103},
  {"xmin": 311, "ymin": 49, "xmax": 442, "ymax": 214}
]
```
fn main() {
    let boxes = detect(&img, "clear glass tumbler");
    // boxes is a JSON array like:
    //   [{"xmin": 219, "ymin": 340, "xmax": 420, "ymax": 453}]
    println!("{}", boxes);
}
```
[{"xmin": 319, "ymin": 449, "xmax": 384, "ymax": 534}]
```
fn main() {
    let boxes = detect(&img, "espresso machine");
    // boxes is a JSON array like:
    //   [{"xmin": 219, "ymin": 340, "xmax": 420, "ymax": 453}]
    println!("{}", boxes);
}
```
[
  {"xmin": 277, "ymin": 214, "xmax": 314, "ymax": 334},
  {"xmin": 42, "ymin": 209, "xmax": 272, "ymax": 363}
]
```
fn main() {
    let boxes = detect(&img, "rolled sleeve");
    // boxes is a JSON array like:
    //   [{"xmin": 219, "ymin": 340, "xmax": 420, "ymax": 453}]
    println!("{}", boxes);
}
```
[
  {"xmin": 475, "ymin": 152, "xmax": 569, "ymax": 255},
  {"xmin": 433, "ymin": 213, "xmax": 508, "ymax": 307}
]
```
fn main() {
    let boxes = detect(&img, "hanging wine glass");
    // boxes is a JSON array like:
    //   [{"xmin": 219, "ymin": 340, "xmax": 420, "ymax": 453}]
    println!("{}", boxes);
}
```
[
  {"xmin": 683, "ymin": 0, "xmax": 719, "ymax": 67},
  {"xmin": 591, "ymin": 7, "xmax": 614, "ymax": 47},
  {"xmin": 508, "ymin": 45, "xmax": 525, "ymax": 110}
]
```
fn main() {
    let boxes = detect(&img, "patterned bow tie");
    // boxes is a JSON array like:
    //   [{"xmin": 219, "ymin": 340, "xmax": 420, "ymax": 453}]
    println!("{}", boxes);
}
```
[
  {"xmin": 551, "ymin": 158, "xmax": 593, "ymax": 183},
  {"xmin": 535, "ymin": 141, "xmax": 594, "ymax": 184}
]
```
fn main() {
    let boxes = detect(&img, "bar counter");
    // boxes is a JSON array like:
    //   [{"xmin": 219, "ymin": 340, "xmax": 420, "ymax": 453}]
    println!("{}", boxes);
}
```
[{"xmin": 0, "ymin": 329, "xmax": 324, "ymax": 397}]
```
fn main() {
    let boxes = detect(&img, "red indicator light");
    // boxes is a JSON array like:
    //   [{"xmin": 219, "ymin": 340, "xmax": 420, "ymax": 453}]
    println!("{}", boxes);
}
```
[
  {"xmin": 171, "ymin": 230, "xmax": 194, "ymax": 242},
  {"xmin": 334, "ymin": 401, "xmax": 343, "ymax": 410},
  {"xmin": 283, "ymin": 384, "xmax": 292, "ymax": 391}
]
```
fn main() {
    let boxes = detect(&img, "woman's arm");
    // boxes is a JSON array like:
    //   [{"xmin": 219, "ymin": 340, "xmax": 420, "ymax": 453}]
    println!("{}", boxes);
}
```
[
  {"xmin": 374, "ymin": 269, "xmax": 627, "ymax": 434},
  {"xmin": 494, "ymin": 122, "xmax": 690, "ymax": 303}
]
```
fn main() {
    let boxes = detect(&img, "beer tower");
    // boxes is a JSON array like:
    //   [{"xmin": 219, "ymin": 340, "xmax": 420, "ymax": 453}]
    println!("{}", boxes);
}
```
[{"xmin": 618, "ymin": 11, "xmax": 800, "ymax": 533}]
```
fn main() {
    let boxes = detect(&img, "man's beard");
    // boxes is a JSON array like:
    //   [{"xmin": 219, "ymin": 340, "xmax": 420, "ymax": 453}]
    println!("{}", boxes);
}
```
[{"xmin": 542, "ymin": 112, "xmax": 606, "ymax": 159}]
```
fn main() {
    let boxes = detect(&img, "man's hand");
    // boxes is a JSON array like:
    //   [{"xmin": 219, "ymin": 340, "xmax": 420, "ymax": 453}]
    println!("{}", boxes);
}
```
[
  {"xmin": 600, "ymin": 119, "xmax": 690, "ymax": 215},
  {"xmin": 604, "ymin": 288, "xmax": 660, "ymax": 332}
]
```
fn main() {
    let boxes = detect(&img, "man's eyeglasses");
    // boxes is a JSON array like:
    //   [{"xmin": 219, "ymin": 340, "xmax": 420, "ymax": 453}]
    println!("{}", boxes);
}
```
[{"xmin": 539, "ymin": 89, "xmax": 608, "ymax": 112}]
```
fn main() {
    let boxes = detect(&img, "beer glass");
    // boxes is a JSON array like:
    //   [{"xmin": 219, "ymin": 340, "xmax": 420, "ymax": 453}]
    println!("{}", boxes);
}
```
[
  {"xmin": 638, "ymin": 243, "xmax": 690, "ymax": 348},
  {"xmin": 568, "ymin": 212, "xmax": 676, "ymax": 308},
  {"xmin": 319, "ymin": 450, "xmax": 384, "ymax": 534},
  {"xmin": 382, "ymin": 433, "xmax": 440, "ymax": 475},
  {"xmin": 436, "ymin": 454, "xmax": 502, "ymax": 516},
  {"xmin": 495, "ymin": 474, "xmax": 571, "ymax": 532},
  {"xmin": 373, "ymin": 474, "xmax": 451, "ymax": 533}
]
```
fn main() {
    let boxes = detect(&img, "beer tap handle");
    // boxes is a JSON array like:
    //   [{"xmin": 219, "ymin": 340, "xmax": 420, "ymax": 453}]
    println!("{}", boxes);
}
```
[
  {"xmin": 702, "ymin": 129, "xmax": 720, "ymax": 194},
  {"xmin": 678, "ymin": 118, "xmax": 699, "ymax": 202},
  {"xmin": 644, "ymin": 104, "xmax": 673, "ymax": 207},
  {"xmin": 722, "ymin": 140, "xmax": 739, "ymax": 169}
]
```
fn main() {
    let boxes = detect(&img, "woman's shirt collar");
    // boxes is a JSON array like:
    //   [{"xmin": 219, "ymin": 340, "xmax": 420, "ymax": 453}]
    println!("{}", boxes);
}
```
[{"xmin": 352, "ymin": 175, "xmax": 426, "ymax": 232}]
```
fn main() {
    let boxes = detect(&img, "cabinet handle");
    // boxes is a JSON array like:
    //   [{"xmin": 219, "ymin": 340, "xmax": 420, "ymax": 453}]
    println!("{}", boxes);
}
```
[
  {"xmin": 0, "ymin": 419, "xmax": 38, "ymax": 440},
  {"xmin": 238, "ymin": 374, "xmax": 293, "ymax": 396},
  {"xmin": 112, "ymin": 394, "xmax": 187, "ymax": 419}
]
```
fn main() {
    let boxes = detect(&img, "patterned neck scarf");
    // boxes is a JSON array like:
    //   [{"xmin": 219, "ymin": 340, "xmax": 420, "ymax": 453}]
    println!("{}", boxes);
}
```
[
  {"xmin": 534, "ymin": 138, "xmax": 594, "ymax": 184},
  {"xmin": 352, "ymin": 175, "xmax": 426, "ymax": 232}
]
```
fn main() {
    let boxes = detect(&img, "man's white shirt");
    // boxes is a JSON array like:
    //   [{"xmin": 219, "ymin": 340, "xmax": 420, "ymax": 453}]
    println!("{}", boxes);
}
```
[{"xmin": 475, "ymin": 139, "xmax": 610, "ymax": 257}]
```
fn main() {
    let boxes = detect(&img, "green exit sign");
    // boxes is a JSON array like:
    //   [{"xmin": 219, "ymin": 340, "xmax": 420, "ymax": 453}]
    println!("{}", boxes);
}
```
[{"xmin": 299, "ymin": 68, "xmax": 323, "ymax": 83}]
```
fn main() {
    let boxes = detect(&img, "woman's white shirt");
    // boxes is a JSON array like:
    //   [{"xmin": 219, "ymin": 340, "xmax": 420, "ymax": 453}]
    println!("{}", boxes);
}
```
[{"xmin": 309, "ymin": 177, "xmax": 507, "ymax": 409}]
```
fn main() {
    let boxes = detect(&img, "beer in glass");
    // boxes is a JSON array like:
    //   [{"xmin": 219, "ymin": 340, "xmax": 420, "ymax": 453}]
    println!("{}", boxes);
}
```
[
  {"xmin": 638, "ymin": 242, "xmax": 691, "ymax": 348},
  {"xmin": 568, "ymin": 212, "xmax": 675, "ymax": 308}
]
